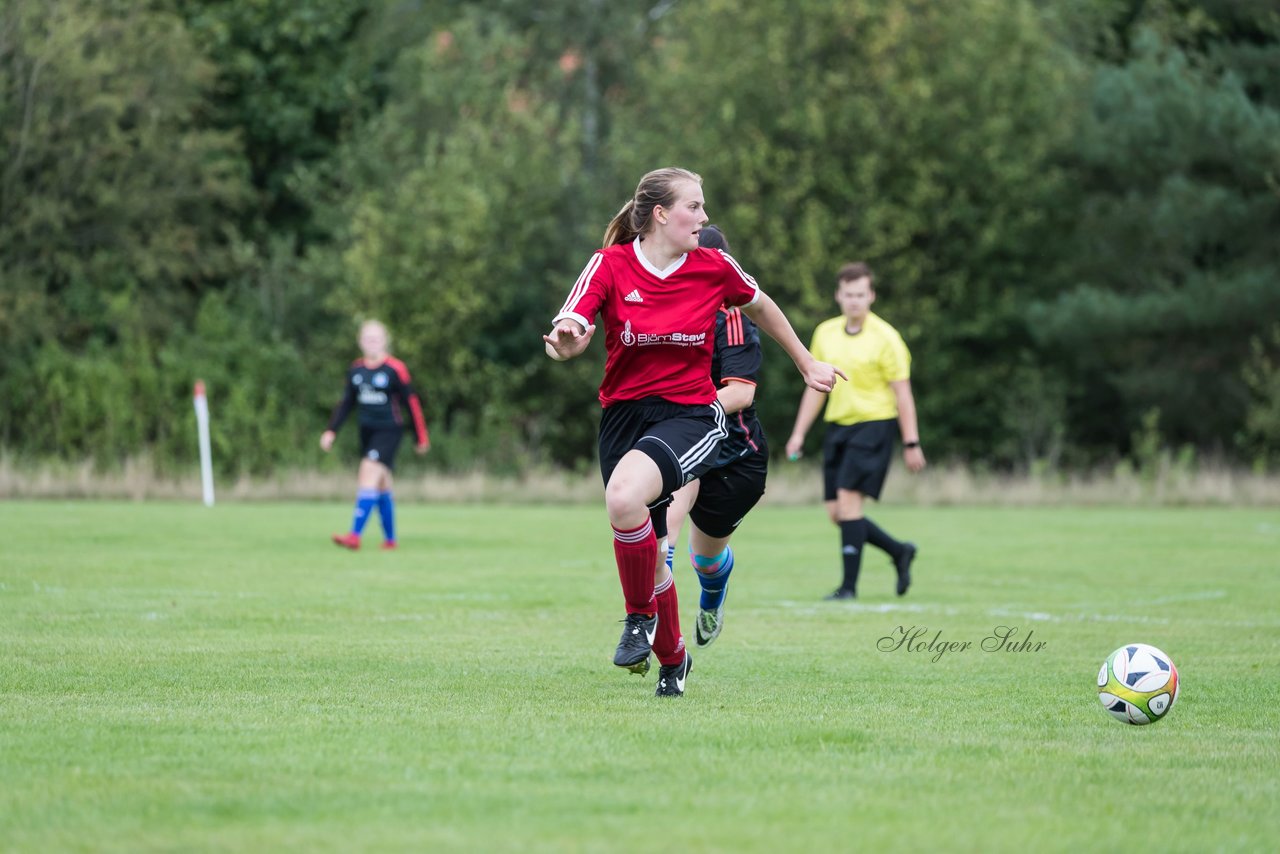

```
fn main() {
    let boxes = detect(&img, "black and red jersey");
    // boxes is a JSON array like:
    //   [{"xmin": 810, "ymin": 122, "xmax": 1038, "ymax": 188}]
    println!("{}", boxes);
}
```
[
  {"xmin": 554, "ymin": 239, "xmax": 760, "ymax": 407},
  {"xmin": 711, "ymin": 306, "xmax": 766, "ymax": 467},
  {"xmin": 327, "ymin": 357, "xmax": 429, "ymax": 447}
]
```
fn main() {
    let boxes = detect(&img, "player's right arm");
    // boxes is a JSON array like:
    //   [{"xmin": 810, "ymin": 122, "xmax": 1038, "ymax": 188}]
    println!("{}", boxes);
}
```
[
  {"xmin": 545, "ymin": 252, "xmax": 607, "ymax": 361},
  {"xmin": 321, "ymin": 367, "xmax": 357, "ymax": 451},
  {"xmin": 544, "ymin": 319, "xmax": 596, "ymax": 361},
  {"xmin": 785, "ymin": 386, "xmax": 827, "ymax": 460},
  {"xmin": 715, "ymin": 307, "xmax": 762, "ymax": 416}
]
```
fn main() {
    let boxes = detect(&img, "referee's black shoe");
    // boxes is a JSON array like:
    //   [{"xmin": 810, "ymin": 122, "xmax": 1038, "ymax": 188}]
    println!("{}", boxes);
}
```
[
  {"xmin": 895, "ymin": 543, "xmax": 917, "ymax": 597},
  {"xmin": 824, "ymin": 587, "xmax": 856, "ymax": 601},
  {"xmin": 614, "ymin": 612, "xmax": 657, "ymax": 676}
]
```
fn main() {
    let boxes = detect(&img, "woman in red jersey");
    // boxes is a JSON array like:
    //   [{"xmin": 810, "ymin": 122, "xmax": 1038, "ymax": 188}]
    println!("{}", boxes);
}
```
[{"xmin": 544, "ymin": 167, "xmax": 843, "ymax": 697}]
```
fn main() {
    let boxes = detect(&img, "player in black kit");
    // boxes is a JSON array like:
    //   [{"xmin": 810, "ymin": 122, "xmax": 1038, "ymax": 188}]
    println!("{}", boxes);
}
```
[
  {"xmin": 321, "ymin": 320, "xmax": 429, "ymax": 550},
  {"xmin": 664, "ymin": 226, "xmax": 770, "ymax": 647}
]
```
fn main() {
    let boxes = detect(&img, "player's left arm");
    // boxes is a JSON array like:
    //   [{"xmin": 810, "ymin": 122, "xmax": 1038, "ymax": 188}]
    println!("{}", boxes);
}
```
[
  {"xmin": 890, "ymin": 379, "xmax": 925, "ymax": 472},
  {"xmin": 740, "ymin": 292, "xmax": 846, "ymax": 392},
  {"xmin": 391, "ymin": 360, "xmax": 431, "ymax": 453},
  {"xmin": 406, "ymin": 384, "xmax": 430, "ymax": 453}
]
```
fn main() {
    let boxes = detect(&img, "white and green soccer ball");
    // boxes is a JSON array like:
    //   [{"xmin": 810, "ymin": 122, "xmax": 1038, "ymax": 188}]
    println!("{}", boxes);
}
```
[{"xmin": 1097, "ymin": 643, "xmax": 1180, "ymax": 725}]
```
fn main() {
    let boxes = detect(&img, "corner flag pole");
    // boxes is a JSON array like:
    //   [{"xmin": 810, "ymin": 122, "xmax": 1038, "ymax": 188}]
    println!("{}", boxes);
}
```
[{"xmin": 193, "ymin": 380, "xmax": 215, "ymax": 507}]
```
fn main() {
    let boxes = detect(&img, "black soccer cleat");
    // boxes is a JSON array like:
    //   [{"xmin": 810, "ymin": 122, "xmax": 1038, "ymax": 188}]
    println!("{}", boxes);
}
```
[
  {"xmin": 895, "ymin": 542, "xmax": 917, "ymax": 597},
  {"xmin": 824, "ymin": 587, "xmax": 856, "ymax": 601},
  {"xmin": 614, "ymin": 612, "xmax": 658, "ymax": 676},
  {"xmin": 655, "ymin": 652, "xmax": 692, "ymax": 697}
]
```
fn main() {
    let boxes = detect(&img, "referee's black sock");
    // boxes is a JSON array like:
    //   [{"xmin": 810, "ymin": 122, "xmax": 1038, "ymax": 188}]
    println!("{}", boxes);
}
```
[
  {"xmin": 839, "ymin": 519, "xmax": 868, "ymax": 594},
  {"xmin": 865, "ymin": 517, "xmax": 903, "ymax": 559}
]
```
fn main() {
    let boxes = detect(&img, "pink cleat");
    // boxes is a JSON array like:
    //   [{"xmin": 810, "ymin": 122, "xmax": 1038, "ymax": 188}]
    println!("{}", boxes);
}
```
[{"xmin": 331, "ymin": 532, "xmax": 361, "ymax": 550}]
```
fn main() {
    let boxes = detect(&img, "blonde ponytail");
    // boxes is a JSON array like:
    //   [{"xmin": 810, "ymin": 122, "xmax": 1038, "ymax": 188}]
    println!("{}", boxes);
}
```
[{"xmin": 602, "ymin": 199, "xmax": 639, "ymax": 247}]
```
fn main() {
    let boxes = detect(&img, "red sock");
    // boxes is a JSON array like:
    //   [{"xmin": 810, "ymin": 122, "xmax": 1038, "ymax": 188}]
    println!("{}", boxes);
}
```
[
  {"xmin": 613, "ymin": 519, "xmax": 657, "ymax": 615},
  {"xmin": 653, "ymin": 574, "xmax": 685, "ymax": 666}
]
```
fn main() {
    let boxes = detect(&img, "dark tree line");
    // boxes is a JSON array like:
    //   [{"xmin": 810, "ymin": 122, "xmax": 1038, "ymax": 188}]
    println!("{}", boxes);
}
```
[{"xmin": 2, "ymin": 0, "xmax": 1277, "ymax": 475}]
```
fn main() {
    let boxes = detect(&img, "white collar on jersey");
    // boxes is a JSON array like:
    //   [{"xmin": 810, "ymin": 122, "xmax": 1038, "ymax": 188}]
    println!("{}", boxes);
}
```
[{"xmin": 632, "ymin": 237, "xmax": 687, "ymax": 279}]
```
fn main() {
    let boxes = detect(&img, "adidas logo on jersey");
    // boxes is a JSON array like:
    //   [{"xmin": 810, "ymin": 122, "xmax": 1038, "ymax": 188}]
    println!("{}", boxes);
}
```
[{"xmin": 624, "ymin": 289, "xmax": 643, "ymax": 303}]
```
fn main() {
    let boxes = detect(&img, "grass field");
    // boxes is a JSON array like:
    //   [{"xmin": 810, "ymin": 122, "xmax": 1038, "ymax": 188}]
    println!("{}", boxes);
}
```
[{"xmin": 2, "ymin": 500, "xmax": 1278, "ymax": 852}]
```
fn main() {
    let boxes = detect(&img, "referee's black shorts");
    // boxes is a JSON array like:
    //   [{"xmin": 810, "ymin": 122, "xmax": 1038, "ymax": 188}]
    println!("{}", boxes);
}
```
[
  {"xmin": 598, "ymin": 397, "xmax": 728, "ymax": 538},
  {"xmin": 822, "ymin": 418, "xmax": 896, "ymax": 501},
  {"xmin": 359, "ymin": 425, "xmax": 405, "ymax": 471},
  {"xmin": 689, "ymin": 447, "xmax": 768, "ymax": 539}
]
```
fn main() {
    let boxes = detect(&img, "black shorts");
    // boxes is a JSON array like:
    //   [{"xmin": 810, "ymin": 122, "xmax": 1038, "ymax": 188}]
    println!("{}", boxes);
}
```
[
  {"xmin": 359, "ymin": 425, "xmax": 404, "ymax": 471},
  {"xmin": 689, "ymin": 448, "xmax": 768, "ymax": 539},
  {"xmin": 599, "ymin": 397, "xmax": 728, "ymax": 539},
  {"xmin": 822, "ymin": 419, "xmax": 896, "ymax": 500}
]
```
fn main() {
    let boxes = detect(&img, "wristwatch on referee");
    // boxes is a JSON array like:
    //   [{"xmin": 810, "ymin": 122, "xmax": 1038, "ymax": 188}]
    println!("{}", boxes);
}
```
[{"xmin": 903, "ymin": 440, "xmax": 921, "ymax": 449}]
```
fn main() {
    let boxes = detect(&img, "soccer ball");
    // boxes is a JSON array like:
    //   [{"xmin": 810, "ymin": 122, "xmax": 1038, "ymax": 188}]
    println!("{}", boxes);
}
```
[{"xmin": 1096, "ymin": 643, "xmax": 1179, "ymax": 725}]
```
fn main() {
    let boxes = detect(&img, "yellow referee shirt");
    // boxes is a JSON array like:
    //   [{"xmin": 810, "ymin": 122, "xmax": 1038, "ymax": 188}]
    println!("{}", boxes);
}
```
[{"xmin": 809, "ymin": 311, "xmax": 911, "ymax": 425}]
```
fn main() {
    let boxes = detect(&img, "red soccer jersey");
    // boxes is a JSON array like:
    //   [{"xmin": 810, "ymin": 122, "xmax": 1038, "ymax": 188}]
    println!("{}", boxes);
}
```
[{"xmin": 554, "ymin": 239, "xmax": 761, "ymax": 407}]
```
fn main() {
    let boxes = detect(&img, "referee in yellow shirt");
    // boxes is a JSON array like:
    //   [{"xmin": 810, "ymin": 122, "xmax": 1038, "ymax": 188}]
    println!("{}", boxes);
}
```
[{"xmin": 786, "ymin": 262, "xmax": 926, "ymax": 600}]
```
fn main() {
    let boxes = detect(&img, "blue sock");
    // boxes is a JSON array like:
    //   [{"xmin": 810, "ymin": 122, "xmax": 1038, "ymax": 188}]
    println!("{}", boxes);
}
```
[
  {"xmin": 665, "ymin": 542, "xmax": 676, "ymax": 573},
  {"xmin": 351, "ymin": 488, "xmax": 379, "ymax": 536},
  {"xmin": 692, "ymin": 547, "xmax": 734, "ymax": 610},
  {"xmin": 377, "ymin": 491, "xmax": 396, "ymax": 542}
]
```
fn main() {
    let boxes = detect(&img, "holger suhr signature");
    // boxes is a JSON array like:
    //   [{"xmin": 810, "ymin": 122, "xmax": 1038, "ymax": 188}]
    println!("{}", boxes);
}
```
[{"xmin": 877, "ymin": 625, "xmax": 1047, "ymax": 662}]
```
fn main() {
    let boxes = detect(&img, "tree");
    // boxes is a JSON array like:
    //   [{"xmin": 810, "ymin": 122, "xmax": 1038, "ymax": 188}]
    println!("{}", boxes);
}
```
[
  {"xmin": 610, "ymin": 0, "xmax": 1082, "ymax": 462},
  {"xmin": 1030, "ymin": 11, "xmax": 1280, "ymax": 458},
  {"xmin": 303, "ymin": 10, "xmax": 607, "ymax": 470},
  {"xmin": 0, "ymin": 0, "xmax": 249, "ymax": 459}
]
